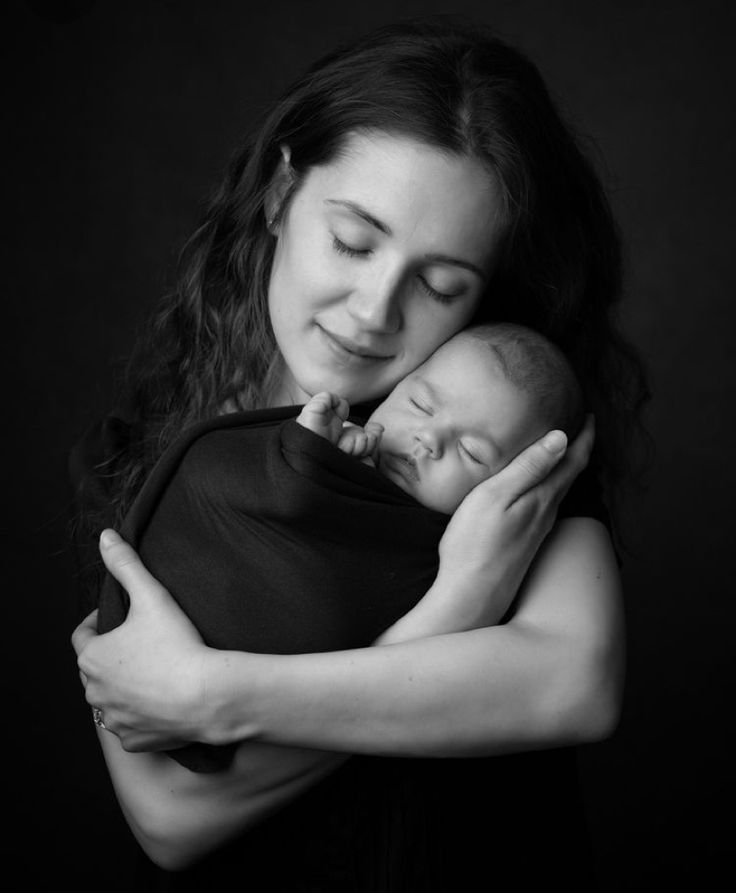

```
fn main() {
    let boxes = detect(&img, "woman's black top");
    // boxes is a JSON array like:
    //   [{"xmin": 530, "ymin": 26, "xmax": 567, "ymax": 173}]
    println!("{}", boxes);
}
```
[
  {"xmin": 97, "ymin": 406, "xmax": 450, "ymax": 772},
  {"xmin": 70, "ymin": 410, "xmax": 609, "ymax": 892}
]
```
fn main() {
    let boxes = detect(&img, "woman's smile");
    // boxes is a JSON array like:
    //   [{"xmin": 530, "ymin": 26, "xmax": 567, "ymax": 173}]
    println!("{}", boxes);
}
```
[{"xmin": 316, "ymin": 324, "xmax": 395, "ymax": 363}]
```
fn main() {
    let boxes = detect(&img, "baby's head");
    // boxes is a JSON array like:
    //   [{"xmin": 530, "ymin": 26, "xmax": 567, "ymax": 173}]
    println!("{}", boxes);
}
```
[{"xmin": 368, "ymin": 323, "xmax": 583, "ymax": 514}]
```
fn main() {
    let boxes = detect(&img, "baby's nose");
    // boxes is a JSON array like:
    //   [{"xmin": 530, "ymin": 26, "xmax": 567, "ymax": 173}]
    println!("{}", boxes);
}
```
[{"xmin": 414, "ymin": 428, "xmax": 443, "ymax": 458}]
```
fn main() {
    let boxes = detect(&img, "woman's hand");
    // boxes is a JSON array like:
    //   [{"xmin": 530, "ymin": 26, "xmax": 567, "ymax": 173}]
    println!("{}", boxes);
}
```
[
  {"xmin": 378, "ymin": 417, "xmax": 595, "ymax": 642},
  {"xmin": 72, "ymin": 530, "xmax": 214, "ymax": 752}
]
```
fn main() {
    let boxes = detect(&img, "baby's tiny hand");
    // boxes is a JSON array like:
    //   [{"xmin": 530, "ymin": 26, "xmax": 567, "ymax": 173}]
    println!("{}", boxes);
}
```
[
  {"xmin": 337, "ymin": 422, "xmax": 384, "ymax": 464},
  {"xmin": 296, "ymin": 391, "xmax": 350, "ymax": 445}
]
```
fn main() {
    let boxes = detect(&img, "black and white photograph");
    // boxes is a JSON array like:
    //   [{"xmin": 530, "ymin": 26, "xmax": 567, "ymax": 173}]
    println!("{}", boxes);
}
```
[{"xmin": 7, "ymin": 1, "xmax": 734, "ymax": 889}]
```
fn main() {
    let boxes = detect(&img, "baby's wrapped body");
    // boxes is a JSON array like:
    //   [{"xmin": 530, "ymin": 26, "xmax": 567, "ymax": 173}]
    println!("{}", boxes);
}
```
[{"xmin": 98, "ymin": 405, "xmax": 449, "ymax": 770}]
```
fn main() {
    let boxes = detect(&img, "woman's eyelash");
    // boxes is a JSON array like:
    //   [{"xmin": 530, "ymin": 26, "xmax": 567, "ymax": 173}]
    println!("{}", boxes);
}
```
[
  {"xmin": 332, "ymin": 238, "xmax": 460, "ymax": 303},
  {"xmin": 417, "ymin": 276, "xmax": 459, "ymax": 305},
  {"xmin": 332, "ymin": 236, "xmax": 371, "ymax": 258}
]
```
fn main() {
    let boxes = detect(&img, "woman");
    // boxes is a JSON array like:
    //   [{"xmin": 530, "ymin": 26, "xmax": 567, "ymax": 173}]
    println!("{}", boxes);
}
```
[{"xmin": 71, "ymin": 17, "xmax": 645, "ymax": 890}]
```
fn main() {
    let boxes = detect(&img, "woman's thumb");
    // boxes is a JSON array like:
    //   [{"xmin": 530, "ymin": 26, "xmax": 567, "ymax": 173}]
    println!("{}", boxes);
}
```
[
  {"xmin": 99, "ymin": 529, "xmax": 163, "ymax": 610},
  {"xmin": 494, "ymin": 430, "xmax": 568, "ymax": 502}
]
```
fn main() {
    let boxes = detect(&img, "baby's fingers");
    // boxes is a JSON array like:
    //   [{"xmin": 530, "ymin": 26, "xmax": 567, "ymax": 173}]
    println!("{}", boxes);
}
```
[
  {"xmin": 343, "ymin": 430, "xmax": 369, "ymax": 456},
  {"xmin": 363, "ymin": 422, "xmax": 383, "ymax": 456},
  {"xmin": 314, "ymin": 392, "xmax": 350, "ymax": 421},
  {"xmin": 305, "ymin": 391, "xmax": 337, "ymax": 416}
]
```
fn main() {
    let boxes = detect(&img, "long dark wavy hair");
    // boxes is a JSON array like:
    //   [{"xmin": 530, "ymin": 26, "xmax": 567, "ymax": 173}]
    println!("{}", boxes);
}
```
[{"xmin": 98, "ymin": 16, "xmax": 648, "ymax": 531}]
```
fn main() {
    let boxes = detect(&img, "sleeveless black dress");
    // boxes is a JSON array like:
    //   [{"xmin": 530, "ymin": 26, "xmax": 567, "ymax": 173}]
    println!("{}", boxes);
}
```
[{"xmin": 70, "ymin": 409, "xmax": 608, "ymax": 891}]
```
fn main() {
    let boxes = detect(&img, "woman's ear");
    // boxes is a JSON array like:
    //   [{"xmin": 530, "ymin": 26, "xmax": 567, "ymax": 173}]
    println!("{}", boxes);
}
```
[{"xmin": 265, "ymin": 145, "xmax": 294, "ymax": 235}]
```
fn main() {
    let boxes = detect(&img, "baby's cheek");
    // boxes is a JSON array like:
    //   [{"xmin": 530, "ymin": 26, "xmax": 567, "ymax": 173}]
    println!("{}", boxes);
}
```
[
  {"xmin": 428, "ymin": 468, "xmax": 468, "ymax": 514},
  {"xmin": 452, "ymin": 466, "xmax": 492, "ymax": 508}
]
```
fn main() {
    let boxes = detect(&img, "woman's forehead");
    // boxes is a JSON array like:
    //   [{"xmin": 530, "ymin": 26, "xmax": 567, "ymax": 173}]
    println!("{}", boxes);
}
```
[{"xmin": 303, "ymin": 131, "xmax": 503, "ymax": 260}]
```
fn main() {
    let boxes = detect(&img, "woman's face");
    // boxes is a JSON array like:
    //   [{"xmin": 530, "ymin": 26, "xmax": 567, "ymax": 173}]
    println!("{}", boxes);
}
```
[{"xmin": 267, "ymin": 131, "xmax": 504, "ymax": 406}]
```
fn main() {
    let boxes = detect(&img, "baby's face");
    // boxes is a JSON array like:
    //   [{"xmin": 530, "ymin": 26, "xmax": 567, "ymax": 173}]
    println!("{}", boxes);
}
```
[{"xmin": 368, "ymin": 334, "xmax": 546, "ymax": 513}]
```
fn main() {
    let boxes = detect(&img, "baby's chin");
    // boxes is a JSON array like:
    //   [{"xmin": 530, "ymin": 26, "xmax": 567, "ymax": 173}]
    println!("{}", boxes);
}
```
[
  {"xmin": 380, "ymin": 467, "xmax": 458, "ymax": 515},
  {"xmin": 408, "ymin": 475, "xmax": 482, "ymax": 514},
  {"xmin": 414, "ymin": 487, "xmax": 462, "ymax": 515}
]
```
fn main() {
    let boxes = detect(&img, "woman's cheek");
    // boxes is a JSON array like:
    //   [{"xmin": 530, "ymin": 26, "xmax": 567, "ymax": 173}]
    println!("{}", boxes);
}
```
[{"xmin": 296, "ymin": 242, "xmax": 347, "ymax": 310}]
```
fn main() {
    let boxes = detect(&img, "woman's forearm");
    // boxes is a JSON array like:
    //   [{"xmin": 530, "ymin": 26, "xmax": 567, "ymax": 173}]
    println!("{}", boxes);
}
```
[{"xmin": 202, "ymin": 518, "xmax": 624, "ymax": 757}]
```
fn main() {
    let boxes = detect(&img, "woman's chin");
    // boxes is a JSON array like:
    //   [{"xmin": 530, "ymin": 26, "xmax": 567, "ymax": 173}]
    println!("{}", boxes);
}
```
[{"xmin": 290, "ymin": 370, "xmax": 392, "ymax": 408}]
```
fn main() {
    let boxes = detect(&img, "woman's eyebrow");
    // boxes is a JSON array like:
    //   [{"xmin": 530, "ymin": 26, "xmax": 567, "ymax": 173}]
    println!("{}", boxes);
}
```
[
  {"xmin": 325, "ymin": 199, "xmax": 486, "ymax": 280},
  {"xmin": 423, "ymin": 253, "xmax": 487, "ymax": 281},
  {"xmin": 324, "ymin": 199, "xmax": 391, "ymax": 235}
]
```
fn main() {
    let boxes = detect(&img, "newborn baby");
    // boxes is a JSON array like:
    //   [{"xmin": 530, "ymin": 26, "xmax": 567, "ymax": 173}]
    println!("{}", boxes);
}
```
[{"xmin": 298, "ymin": 322, "xmax": 583, "ymax": 514}]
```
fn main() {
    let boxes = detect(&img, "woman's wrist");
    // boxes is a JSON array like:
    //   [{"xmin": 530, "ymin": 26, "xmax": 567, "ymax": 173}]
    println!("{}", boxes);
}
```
[
  {"xmin": 377, "ymin": 569, "xmax": 511, "ymax": 645},
  {"xmin": 198, "ymin": 647, "xmax": 267, "ymax": 746}
]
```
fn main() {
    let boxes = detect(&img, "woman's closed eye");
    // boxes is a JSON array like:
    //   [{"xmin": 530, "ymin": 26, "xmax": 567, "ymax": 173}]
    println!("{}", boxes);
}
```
[
  {"xmin": 331, "ymin": 235, "xmax": 466, "ymax": 304},
  {"xmin": 332, "ymin": 235, "xmax": 372, "ymax": 258},
  {"xmin": 416, "ymin": 275, "xmax": 464, "ymax": 304}
]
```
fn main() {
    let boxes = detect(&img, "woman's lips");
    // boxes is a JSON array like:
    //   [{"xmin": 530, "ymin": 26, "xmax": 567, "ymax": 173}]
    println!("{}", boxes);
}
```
[{"xmin": 317, "ymin": 325, "xmax": 393, "ymax": 362}]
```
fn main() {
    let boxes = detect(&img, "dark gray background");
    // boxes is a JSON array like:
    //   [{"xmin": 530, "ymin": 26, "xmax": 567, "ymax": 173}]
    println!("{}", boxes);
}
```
[{"xmin": 7, "ymin": 0, "xmax": 734, "ymax": 888}]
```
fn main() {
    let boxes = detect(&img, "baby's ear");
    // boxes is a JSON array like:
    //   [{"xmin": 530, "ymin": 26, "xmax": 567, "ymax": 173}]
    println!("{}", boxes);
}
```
[{"xmin": 264, "ymin": 144, "xmax": 296, "ymax": 234}]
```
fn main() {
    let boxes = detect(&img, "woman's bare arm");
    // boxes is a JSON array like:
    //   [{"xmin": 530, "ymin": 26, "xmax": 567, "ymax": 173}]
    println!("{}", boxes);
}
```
[
  {"xmin": 97, "ymin": 730, "xmax": 345, "ymax": 870},
  {"xmin": 83, "ymin": 509, "xmax": 621, "ymax": 867},
  {"xmin": 73, "ymin": 420, "xmax": 622, "ymax": 758},
  {"xmin": 201, "ymin": 515, "xmax": 623, "ymax": 757}
]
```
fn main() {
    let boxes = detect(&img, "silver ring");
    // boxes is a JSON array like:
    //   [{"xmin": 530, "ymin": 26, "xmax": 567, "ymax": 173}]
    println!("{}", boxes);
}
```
[{"xmin": 92, "ymin": 707, "xmax": 106, "ymax": 730}]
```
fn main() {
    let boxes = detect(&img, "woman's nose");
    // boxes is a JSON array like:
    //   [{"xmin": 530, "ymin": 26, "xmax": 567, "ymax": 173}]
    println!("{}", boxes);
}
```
[{"xmin": 347, "ymin": 270, "xmax": 403, "ymax": 333}]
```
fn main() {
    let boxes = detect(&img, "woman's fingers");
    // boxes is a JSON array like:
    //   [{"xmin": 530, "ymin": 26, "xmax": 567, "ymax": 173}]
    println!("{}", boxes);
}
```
[
  {"xmin": 569, "ymin": 413, "xmax": 595, "ymax": 468},
  {"xmin": 492, "ymin": 430, "xmax": 569, "ymax": 505},
  {"xmin": 70, "ymin": 529, "xmax": 212, "ymax": 750},
  {"xmin": 71, "ymin": 609, "xmax": 99, "ymax": 657},
  {"xmin": 539, "ymin": 414, "xmax": 595, "ymax": 506},
  {"xmin": 491, "ymin": 415, "xmax": 595, "ymax": 508},
  {"xmin": 430, "ymin": 416, "xmax": 597, "ymax": 632}
]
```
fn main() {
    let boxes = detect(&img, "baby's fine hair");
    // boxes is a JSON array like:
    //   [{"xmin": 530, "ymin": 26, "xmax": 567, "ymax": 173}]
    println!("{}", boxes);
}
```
[{"xmin": 464, "ymin": 323, "xmax": 584, "ymax": 439}]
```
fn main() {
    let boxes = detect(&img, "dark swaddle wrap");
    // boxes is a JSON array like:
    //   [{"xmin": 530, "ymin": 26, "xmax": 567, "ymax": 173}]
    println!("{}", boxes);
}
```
[{"xmin": 98, "ymin": 406, "xmax": 449, "ymax": 772}]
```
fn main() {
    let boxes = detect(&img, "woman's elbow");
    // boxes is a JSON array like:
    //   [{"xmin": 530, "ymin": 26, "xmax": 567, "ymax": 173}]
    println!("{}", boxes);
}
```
[
  {"xmin": 123, "ymin": 802, "xmax": 211, "ymax": 872},
  {"xmin": 571, "ymin": 668, "xmax": 623, "ymax": 744},
  {"xmin": 141, "ymin": 840, "xmax": 195, "ymax": 873},
  {"xmin": 553, "ymin": 637, "xmax": 625, "ymax": 745},
  {"xmin": 127, "ymin": 819, "xmax": 195, "ymax": 872}
]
